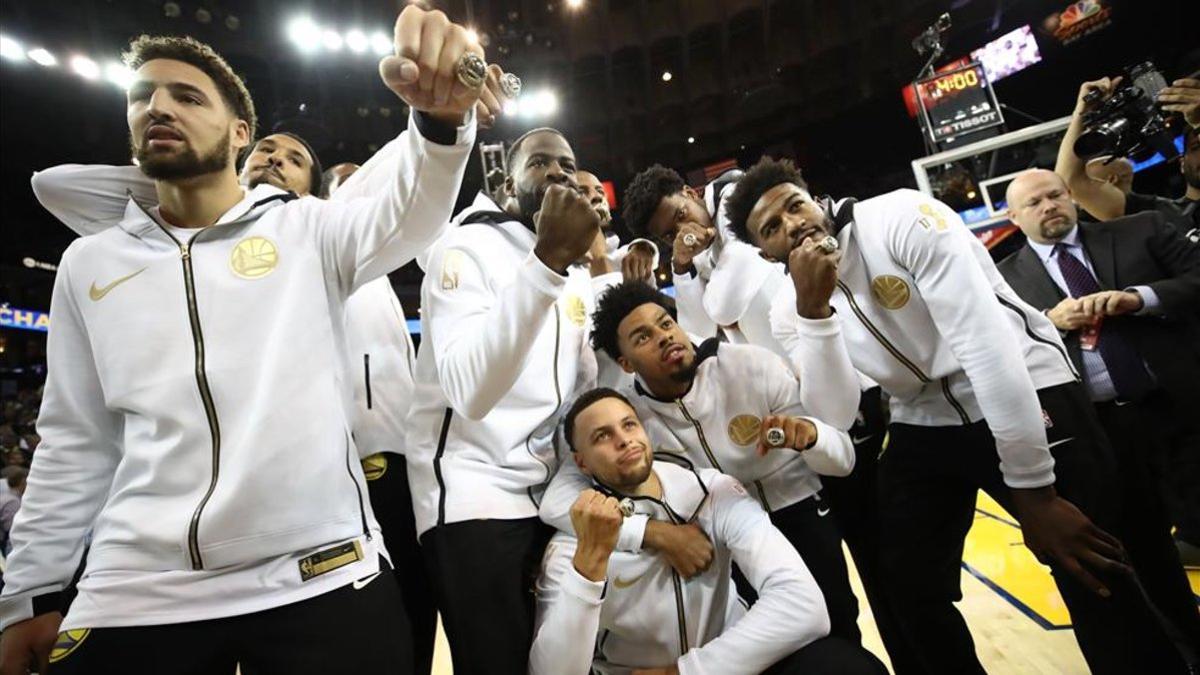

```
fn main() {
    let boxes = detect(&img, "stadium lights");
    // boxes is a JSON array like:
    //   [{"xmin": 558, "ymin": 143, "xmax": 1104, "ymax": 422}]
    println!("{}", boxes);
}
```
[
  {"xmin": 687, "ymin": 136, "xmax": 695, "ymax": 144},
  {"xmin": 661, "ymin": 70, "xmax": 672, "ymax": 82},
  {"xmin": 345, "ymin": 29, "xmax": 368, "ymax": 54},
  {"xmin": 27, "ymin": 47, "xmax": 57, "ymax": 67},
  {"xmin": 105, "ymin": 61, "xmax": 136, "ymax": 89},
  {"xmin": 321, "ymin": 30, "xmax": 344, "ymax": 52},
  {"xmin": 566, "ymin": 0, "xmax": 585, "ymax": 8},
  {"xmin": 0, "ymin": 35, "xmax": 26, "ymax": 62},
  {"xmin": 287, "ymin": 16, "xmax": 321, "ymax": 53},
  {"xmin": 70, "ymin": 55, "xmax": 100, "ymax": 80},
  {"xmin": 371, "ymin": 32, "xmax": 392, "ymax": 56},
  {"xmin": 515, "ymin": 89, "xmax": 558, "ymax": 119}
]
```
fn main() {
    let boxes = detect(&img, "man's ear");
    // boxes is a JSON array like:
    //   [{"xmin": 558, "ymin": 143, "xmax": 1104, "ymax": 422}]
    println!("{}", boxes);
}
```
[
  {"xmin": 682, "ymin": 185, "xmax": 700, "ymax": 202},
  {"xmin": 231, "ymin": 119, "xmax": 250, "ymax": 156},
  {"xmin": 758, "ymin": 249, "xmax": 778, "ymax": 263},
  {"xmin": 573, "ymin": 451, "xmax": 592, "ymax": 476},
  {"xmin": 616, "ymin": 354, "xmax": 636, "ymax": 374},
  {"xmin": 504, "ymin": 173, "xmax": 516, "ymax": 199}
]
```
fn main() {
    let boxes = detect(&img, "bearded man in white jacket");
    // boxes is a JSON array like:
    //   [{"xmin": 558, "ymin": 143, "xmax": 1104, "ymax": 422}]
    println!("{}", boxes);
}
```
[{"xmin": 0, "ymin": 8, "xmax": 484, "ymax": 674}]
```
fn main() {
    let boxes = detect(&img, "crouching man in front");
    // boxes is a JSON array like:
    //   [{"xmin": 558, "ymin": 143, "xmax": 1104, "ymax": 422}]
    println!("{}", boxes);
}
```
[{"xmin": 529, "ymin": 388, "xmax": 885, "ymax": 675}]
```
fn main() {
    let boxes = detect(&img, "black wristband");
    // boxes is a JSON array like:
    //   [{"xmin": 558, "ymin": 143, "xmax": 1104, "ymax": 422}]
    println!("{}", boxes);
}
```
[{"xmin": 413, "ymin": 111, "xmax": 460, "ymax": 146}]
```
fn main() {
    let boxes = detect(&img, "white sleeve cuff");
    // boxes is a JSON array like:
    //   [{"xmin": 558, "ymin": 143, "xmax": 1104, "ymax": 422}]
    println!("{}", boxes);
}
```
[
  {"xmin": 616, "ymin": 513, "xmax": 649, "ymax": 552},
  {"xmin": 522, "ymin": 251, "xmax": 570, "ymax": 297},
  {"xmin": 562, "ymin": 565, "xmax": 607, "ymax": 605}
]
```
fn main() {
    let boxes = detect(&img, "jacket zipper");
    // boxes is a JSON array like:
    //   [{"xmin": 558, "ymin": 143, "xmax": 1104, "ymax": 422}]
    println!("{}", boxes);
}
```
[
  {"xmin": 343, "ymin": 435, "xmax": 371, "ymax": 539},
  {"xmin": 553, "ymin": 312, "xmax": 562, "ymax": 407},
  {"xmin": 994, "ymin": 294, "xmax": 1080, "ymax": 380},
  {"xmin": 363, "ymin": 354, "xmax": 373, "ymax": 409},
  {"xmin": 675, "ymin": 401, "xmax": 724, "ymax": 472},
  {"xmin": 177, "ymin": 240, "xmax": 222, "ymax": 570},
  {"xmin": 662, "ymin": 508, "xmax": 690, "ymax": 655},
  {"xmin": 752, "ymin": 481, "xmax": 772, "ymax": 511},
  {"xmin": 836, "ymin": 280, "xmax": 970, "ymax": 424}
]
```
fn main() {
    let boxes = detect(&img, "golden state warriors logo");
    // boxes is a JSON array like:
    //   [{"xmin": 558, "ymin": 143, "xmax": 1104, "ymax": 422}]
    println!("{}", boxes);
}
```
[
  {"xmin": 564, "ymin": 294, "xmax": 587, "ymax": 327},
  {"xmin": 49, "ymin": 629, "xmax": 91, "ymax": 663},
  {"xmin": 230, "ymin": 236, "xmax": 279, "ymax": 279},
  {"xmin": 870, "ymin": 275, "xmax": 910, "ymax": 310},
  {"xmin": 916, "ymin": 203, "xmax": 948, "ymax": 232},
  {"xmin": 727, "ymin": 414, "xmax": 761, "ymax": 446},
  {"xmin": 362, "ymin": 453, "xmax": 388, "ymax": 481}
]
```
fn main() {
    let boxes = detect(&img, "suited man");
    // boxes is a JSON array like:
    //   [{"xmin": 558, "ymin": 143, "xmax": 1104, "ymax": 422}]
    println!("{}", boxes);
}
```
[{"xmin": 998, "ymin": 169, "xmax": 1200, "ymax": 649}]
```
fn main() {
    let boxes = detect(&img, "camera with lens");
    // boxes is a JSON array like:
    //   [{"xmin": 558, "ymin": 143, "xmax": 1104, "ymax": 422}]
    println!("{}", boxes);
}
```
[{"xmin": 1074, "ymin": 62, "xmax": 1182, "ymax": 162}]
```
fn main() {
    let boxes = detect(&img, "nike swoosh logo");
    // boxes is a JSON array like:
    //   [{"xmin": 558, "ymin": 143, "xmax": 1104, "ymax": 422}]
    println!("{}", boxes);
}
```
[
  {"xmin": 817, "ymin": 507, "xmax": 831, "ymax": 517},
  {"xmin": 351, "ymin": 571, "xmax": 381, "ymax": 590},
  {"xmin": 612, "ymin": 571, "xmax": 647, "ymax": 589},
  {"xmin": 89, "ymin": 267, "xmax": 148, "ymax": 301},
  {"xmin": 851, "ymin": 434, "xmax": 874, "ymax": 445},
  {"xmin": 1047, "ymin": 437, "xmax": 1075, "ymax": 450}
]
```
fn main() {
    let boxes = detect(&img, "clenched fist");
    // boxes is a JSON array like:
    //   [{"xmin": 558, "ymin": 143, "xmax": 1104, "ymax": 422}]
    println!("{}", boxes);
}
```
[
  {"xmin": 622, "ymin": 241, "xmax": 657, "ymax": 284},
  {"xmin": 756, "ymin": 415, "xmax": 818, "ymax": 457},
  {"xmin": 643, "ymin": 521, "xmax": 714, "ymax": 579},
  {"xmin": 534, "ymin": 184, "xmax": 603, "ymax": 274},
  {"xmin": 570, "ymin": 489, "xmax": 623, "ymax": 581},
  {"xmin": 379, "ymin": 5, "xmax": 486, "ymax": 125},
  {"xmin": 787, "ymin": 237, "xmax": 840, "ymax": 320},
  {"xmin": 671, "ymin": 222, "xmax": 716, "ymax": 275}
]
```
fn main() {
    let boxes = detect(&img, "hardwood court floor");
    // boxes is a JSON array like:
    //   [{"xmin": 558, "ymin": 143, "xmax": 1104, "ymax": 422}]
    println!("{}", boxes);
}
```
[{"xmin": 431, "ymin": 491, "xmax": 1200, "ymax": 674}]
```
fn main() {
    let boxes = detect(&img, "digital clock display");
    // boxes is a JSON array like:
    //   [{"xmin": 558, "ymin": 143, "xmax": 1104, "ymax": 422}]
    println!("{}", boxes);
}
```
[{"xmin": 916, "ymin": 62, "xmax": 1004, "ymax": 144}]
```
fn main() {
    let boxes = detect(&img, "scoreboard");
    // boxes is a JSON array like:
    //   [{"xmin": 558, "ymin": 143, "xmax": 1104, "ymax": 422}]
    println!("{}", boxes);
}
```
[{"xmin": 915, "ymin": 62, "xmax": 1004, "ymax": 144}]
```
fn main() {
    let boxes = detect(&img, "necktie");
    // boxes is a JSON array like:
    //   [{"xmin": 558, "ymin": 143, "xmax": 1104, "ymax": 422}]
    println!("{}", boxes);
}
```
[{"xmin": 1053, "ymin": 243, "xmax": 1153, "ymax": 400}]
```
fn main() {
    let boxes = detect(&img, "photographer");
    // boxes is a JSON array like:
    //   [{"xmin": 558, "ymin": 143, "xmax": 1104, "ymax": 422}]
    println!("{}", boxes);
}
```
[{"xmin": 1056, "ymin": 75, "xmax": 1200, "ymax": 231}]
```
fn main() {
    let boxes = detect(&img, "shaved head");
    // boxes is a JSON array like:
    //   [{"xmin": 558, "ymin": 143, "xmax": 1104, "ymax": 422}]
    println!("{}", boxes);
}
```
[
  {"xmin": 1006, "ymin": 169, "xmax": 1078, "ymax": 244},
  {"xmin": 1085, "ymin": 156, "xmax": 1134, "ymax": 195}
]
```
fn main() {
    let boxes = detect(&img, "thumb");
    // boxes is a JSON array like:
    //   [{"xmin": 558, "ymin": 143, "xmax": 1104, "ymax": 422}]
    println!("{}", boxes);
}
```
[{"xmin": 379, "ymin": 55, "xmax": 420, "ymax": 88}]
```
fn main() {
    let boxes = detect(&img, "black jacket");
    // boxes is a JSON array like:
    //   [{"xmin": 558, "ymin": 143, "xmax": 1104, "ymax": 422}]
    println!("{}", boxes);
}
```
[{"xmin": 997, "ymin": 210, "xmax": 1200, "ymax": 402}]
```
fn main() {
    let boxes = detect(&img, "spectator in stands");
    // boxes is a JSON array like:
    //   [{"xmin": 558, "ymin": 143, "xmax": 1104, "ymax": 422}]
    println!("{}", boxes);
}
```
[{"xmin": 1057, "ymin": 76, "xmax": 1200, "ymax": 232}]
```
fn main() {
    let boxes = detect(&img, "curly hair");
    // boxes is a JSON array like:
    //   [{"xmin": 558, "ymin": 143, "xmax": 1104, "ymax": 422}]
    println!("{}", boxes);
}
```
[
  {"xmin": 563, "ymin": 387, "xmax": 636, "ymax": 452},
  {"xmin": 621, "ymin": 164, "xmax": 685, "ymax": 238},
  {"xmin": 591, "ymin": 281, "xmax": 676, "ymax": 361},
  {"xmin": 123, "ymin": 35, "xmax": 257, "ymax": 150},
  {"xmin": 724, "ymin": 157, "xmax": 808, "ymax": 244}
]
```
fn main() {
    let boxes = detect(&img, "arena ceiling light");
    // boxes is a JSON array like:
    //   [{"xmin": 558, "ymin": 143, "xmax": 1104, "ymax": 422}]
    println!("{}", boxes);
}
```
[
  {"xmin": 345, "ymin": 29, "xmax": 368, "ymax": 54},
  {"xmin": 286, "ymin": 16, "xmax": 322, "ymax": 54},
  {"xmin": 105, "ymin": 61, "xmax": 136, "ymax": 89},
  {"xmin": 515, "ymin": 89, "xmax": 558, "ymax": 119},
  {"xmin": 70, "ymin": 55, "xmax": 100, "ymax": 80},
  {"xmin": 321, "ymin": 30, "xmax": 344, "ymax": 52},
  {"xmin": 566, "ymin": 0, "xmax": 585, "ymax": 8},
  {"xmin": 661, "ymin": 70, "xmax": 672, "ymax": 82},
  {"xmin": 0, "ymin": 35, "xmax": 26, "ymax": 62},
  {"xmin": 27, "ymin": 47, "xmax": 57, "ymax": 67},
  {"xmin": 370, "ymin": 32, "xmax": 392, "ymax": 56}
]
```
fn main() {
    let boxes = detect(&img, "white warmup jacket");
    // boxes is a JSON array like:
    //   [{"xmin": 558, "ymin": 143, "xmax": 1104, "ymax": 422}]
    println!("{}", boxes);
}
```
[
  {"xmin": 671, "ymin": 170, "xmax": 787, "ymax": 346},
  {"xmin": 541, "ymin": 340, "xmax": 856, "ymax": 549},
  {"xmin": 531, "ymin": 460, "xmax": 830, "ymax": 675},
  {"xmin": 771, "ymin": 189, "xmax": 1078, "ymax": 489},
  {"xmin": 406, "ymin": 198, "xmax": 622, "ymax": 537},
  {"xmin": 1, "ymin": 112, "xmax": 474, "ymax": 631},
  {"xmin": 28, "ymin": 133, "xmax": 423, "ymax": 460}
]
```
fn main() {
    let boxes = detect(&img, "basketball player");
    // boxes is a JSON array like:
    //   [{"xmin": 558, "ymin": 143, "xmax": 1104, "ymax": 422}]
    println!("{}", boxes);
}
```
[
  {"xmin": 540, "ymin": 281, "xmax": 865, "ymax": 643},
  {"xmin": 531, "ymin": 388, "xmax": 885, "ymax": 674},
  {"xmin": 727, "ymin": 156, "xmax": 1193, "ymax": 673},
  {"xmin": 576, "ymin": 170, "xmax": 658, "ymax": 284},
  {"xmin": 0, "ymin": 7, "xmax": 483, "ymax": 673}
]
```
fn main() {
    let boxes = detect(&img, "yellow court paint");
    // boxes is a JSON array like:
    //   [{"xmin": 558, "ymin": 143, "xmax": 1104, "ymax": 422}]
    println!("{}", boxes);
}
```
[{"xmin": 963, "ymin": 492, "xmax": 1072, "ymax": 628}]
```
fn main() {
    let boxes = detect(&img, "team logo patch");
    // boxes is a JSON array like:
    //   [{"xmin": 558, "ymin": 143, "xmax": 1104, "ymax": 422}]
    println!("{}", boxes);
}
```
[
  {"xmin": 870, "ymin": 275, "xmax": 910, "ymax": 310},
  {"xmin": 916, "ymin": 203, "xmax": 949, "ymax": 232},
  {"xmin": 441, "ymin": 249, "xmax": 466, "ymax": 291},
  {"xmin": 48, "ymin": 629, "xmax": 91, "ymax": 663},
  {"xmin": 298, "ymin": 540, "xmax": 363, "ymax": 582},
  {"xmin": 361, "ymin": 453, "xmax": 388, "ymax": 481},
  {"xmin": 564, "ymin": 294, "xmax": 587, "ymax": 327},
  {"xmin": 727, "ymin": 414, "xmax": 761, "ymax": 446},
  {"xmin": 230, "ymin": 236, "xmax": 278, "ymax": 279}
]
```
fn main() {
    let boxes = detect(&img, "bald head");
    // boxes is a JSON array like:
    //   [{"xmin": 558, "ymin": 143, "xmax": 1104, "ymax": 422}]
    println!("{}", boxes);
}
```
[
  {"xmin": 1085, "ymin": 156, "xmax": 1134, "ymax": 195},
  {"xmin": 1006, "ymin": 169, "xmax": 1078, "ymax": 244},
  {"xmin": 322, "ymin": 162, "xmax": 360, "ymax": 198},
  {"xmin": 576, "ymin": 171, "xmax": 612, "ymax": 226}
]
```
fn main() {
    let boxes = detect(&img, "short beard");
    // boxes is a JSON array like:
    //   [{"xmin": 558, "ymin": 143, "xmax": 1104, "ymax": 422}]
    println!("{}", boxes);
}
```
[
  {"xmin": 515, "ymin": 184, "xmax": 545, "ymax": 230},
  {"xmin": 132, "ymin": 129, "xmax": 230, "ymax": 181},
  {"xmin": 668, "ymin": 360, "xmax": 698, "ymax": 385}
]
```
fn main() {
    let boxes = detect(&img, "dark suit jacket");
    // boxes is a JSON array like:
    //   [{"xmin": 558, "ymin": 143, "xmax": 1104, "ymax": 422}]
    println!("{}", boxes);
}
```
[{"xmin": 997, "ymin": 210, "xmax": 1200, "ymax": 402}]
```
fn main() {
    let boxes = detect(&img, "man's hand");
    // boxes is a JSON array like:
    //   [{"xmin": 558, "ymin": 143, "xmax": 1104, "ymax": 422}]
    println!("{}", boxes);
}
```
[
  {"xmin": 379, "ymin": 5, "xmax": 486, "ymax": 126},
  {"xmin": 622, "ymin": 241, "xmax": 657, "ymax": 283},
  {"xmin": 1045, "ymin": 297, "xmax": 1093, "ymax": 331},
  {"xmin": 1074, "ymin": 76, "xmax": 1122, "ymax": 116},
  {"xmin": 475, "ymin": 64, "xmax": 516, "ymax": 129},
  {"xmin": 756, "ymin": 415, "xmax": 818, "ymax": 457},
  {"xmin": 787, "ymin": 237, "xmax": 841, "ymax": 319},
  {"xmin": 1159, "ymin": 78, "xmax": 1200, "ymax": 129},
  {"xmin": 534, "ymin": 184, "xmax": 603, "ymax": 274},
  {"xmin": 1011, "ymin": 487, "xmax": 1130, "ymax": 597},
  {"xmin": 1077, "ymin": 290, "xmax": 1142, "ymax": 318},
  {"xmin": 643, "ymin": 521, "xmax": 714, "ymax": 579},
  {"xmin": 0, "ymin": 611, "xmax": 63, "ymax": 675},
  {"xmin": 671, "ymin": 223, "xmax": 716, "ymax": 275},
  {"xmin": 570, "ymin": 490, "xmax": 623, "ymax": 582},
  {"xmin": 632, "ymin": 667, "xmax": 679, "ymax": 675}
]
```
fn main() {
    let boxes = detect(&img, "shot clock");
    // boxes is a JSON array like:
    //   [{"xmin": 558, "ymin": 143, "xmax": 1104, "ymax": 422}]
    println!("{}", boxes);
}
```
[{"xmin": 915, "ymin": 62, "xmax": 1005, "ymax": 144}]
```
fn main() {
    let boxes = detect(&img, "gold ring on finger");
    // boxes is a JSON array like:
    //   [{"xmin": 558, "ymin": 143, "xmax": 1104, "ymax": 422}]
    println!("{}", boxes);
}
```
[{"xmin": 456, "ymin": 52, "xmax": 487, "ymax": 89}]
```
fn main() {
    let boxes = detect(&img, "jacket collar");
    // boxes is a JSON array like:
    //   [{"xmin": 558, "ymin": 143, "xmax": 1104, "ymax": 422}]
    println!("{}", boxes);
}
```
[
  {"xmin": 117, "ymin": 184, "xmax": 294, "ymax": 240},
  {"xmin": 592, "ymin": 457, "xmax": 710, "ymax": 524},
  {"xmin": 633, "ymin": 337, "xmax": 720, "ymax": 403}
]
